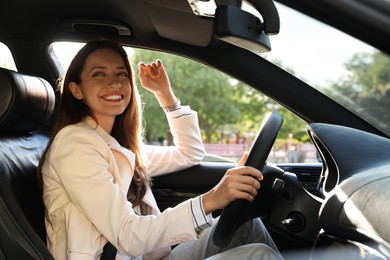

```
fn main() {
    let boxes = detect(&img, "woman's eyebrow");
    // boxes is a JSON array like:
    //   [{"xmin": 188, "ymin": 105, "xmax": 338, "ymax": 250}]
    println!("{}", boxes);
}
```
[
  {"xmin": 89, "ymin": 65, "xmax": 106, "ymax": 72},
  {"xmin": 88, "ymin": 65, "xmax": 127, "ymax": 72}
]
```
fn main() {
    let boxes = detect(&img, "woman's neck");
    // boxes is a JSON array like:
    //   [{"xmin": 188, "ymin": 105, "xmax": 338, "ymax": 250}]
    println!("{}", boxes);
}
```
[{"xmin": 94, "ymin": 115, "xmax": 115, "ymax": 134}]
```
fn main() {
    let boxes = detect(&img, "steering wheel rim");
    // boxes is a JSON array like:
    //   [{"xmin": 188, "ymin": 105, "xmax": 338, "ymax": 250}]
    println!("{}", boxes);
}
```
[{"xmin": 213, "ymin": 112, "xmax": 283, "ymax": 247}]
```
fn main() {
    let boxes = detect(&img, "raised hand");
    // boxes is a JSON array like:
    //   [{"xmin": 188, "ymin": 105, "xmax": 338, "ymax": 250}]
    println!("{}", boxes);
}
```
[{"xmin": 138, "ymin": 59, "xmax": 177, "ymax": 108}]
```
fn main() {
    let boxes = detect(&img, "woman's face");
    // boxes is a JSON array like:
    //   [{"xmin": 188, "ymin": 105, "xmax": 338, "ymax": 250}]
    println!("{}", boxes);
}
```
[{"xmin": 69, "ymin": 48, "xmax": 132, "ymax": 129}]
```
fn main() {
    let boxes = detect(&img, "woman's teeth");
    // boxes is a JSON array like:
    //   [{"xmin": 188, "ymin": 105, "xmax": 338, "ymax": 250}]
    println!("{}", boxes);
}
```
[{"xmin": 103, "ymin": 95, "xmax": 122, "ymax": 101}]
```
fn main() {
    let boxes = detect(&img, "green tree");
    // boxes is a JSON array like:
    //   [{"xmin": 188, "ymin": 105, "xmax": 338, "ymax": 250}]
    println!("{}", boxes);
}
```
[
  {"xmin": 130, "ymin": 48, "xmax": 309, "ymax": 144},
  {"xmin": 325, "ymin": 51, "xmax": 390, "ymax": 130},
  {"xmin": 131, "ymin": 49, "xmax": 250, "ymax": 142}
]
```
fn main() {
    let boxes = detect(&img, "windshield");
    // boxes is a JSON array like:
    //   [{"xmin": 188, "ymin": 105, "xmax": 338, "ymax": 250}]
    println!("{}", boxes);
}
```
[{"xmin": 262, "ymin": 3, "xmax": 390, "ymax": 136}]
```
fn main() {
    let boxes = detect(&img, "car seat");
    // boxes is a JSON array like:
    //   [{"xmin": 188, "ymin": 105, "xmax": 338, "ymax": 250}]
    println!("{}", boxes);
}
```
[{"xmin": 0, "ymin": 68, "xmax": 55, "ymax": 259}]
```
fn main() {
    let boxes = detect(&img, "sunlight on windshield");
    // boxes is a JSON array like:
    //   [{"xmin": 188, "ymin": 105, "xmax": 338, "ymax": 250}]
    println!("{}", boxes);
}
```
[
  {"xmin": 266, "ymin": 3, "xmax": 375, "ymax": 86},
  {"xmin": 262, "ymin": 3, "xmax": 390, "ymax": 136},
  {"xmin": 0, "ymin": 42, "xmax": 17, "ymax": 71}
]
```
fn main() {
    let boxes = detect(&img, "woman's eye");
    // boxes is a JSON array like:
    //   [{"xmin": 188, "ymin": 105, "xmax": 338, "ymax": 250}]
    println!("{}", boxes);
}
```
[
  {"xmin": 118, "ymin": 71, "xmax": 129, "ymax": 77},
  {"xmin": 92, "ymin": 71, "xmax": 104, "ymax": 77}
]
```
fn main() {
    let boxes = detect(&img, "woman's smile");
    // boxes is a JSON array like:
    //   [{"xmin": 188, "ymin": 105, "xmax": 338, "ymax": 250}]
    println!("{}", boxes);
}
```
[{"xmin": 101, "ymin": 94, "xmax": 124, "ymax": 101}]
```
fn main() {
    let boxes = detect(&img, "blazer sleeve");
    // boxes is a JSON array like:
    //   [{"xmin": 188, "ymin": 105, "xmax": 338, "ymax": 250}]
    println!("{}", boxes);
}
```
[
  {"xmin": 49, "ymin": 127, "xmax": 199, "ymax": 256},
  {"xmin": 144, "ymin": 106, "xmax": 205, "ymax": 177}
]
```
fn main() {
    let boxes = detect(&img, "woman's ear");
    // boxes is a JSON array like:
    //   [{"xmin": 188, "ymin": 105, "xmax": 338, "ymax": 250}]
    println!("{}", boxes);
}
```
[{"xmin": 69, "ymin": 82, "xmax": 83, "ymax": 100}]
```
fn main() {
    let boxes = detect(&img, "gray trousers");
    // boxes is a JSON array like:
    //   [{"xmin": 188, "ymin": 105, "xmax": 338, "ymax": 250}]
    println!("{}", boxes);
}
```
[{"xmin": 165, "ymin": 217, "xmax": 283, "ymax": 260}]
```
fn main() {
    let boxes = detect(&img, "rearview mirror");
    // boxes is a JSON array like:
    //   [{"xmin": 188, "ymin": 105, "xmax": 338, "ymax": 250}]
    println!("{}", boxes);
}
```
[{"xmin": 214, "ymin": 0, "xmax": 279, "ymax": 54}]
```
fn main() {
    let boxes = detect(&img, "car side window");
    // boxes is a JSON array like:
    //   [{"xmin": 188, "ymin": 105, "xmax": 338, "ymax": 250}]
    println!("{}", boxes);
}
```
[
  {"xmin": 50, "ymin": 42, "xmax": 317, "ymax": 164},
  {"xmin": 0, "ymin": 42, "xmax": 17, "ymax": 70}
]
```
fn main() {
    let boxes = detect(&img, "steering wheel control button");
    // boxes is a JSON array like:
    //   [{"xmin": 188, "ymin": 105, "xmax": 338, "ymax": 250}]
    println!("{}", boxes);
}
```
[{"xmin": 272, "ymin": 178, "xmax": 285, "ymax": 193}]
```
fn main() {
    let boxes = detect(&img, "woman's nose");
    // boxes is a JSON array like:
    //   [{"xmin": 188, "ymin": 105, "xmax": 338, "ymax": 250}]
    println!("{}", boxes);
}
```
[{"xmin": 108, "ymin": 76, "xmax": 122, "ymax": 89}]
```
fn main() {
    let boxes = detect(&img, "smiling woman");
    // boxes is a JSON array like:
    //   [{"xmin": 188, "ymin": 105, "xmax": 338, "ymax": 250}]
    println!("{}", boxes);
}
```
[
  {"xmin": 36, "ymin": 38, "xmax": 285, "ymax": 260},
  {"xmin": 67, "ymin": 47, "xmax": 133, "ymax": 133}
]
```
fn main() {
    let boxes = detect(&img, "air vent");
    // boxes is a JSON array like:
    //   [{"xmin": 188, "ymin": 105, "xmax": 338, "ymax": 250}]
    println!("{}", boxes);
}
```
[
  {"xmin": 297, "ymin": 172, "xmax": 318, "ymax": 185},
  {"xmin": 282, "ymin": 165, "xmax": 322, "ymax": 191}
]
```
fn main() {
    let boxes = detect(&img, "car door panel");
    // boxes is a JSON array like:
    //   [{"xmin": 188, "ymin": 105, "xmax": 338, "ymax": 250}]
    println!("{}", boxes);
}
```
[{"xmin": 152, "ymin": 162, "xmax": 322, "ymax": 211}]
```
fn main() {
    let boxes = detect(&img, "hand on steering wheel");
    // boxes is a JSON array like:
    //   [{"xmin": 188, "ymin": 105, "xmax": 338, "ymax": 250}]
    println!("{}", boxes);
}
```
[
  {"xmin": 213, "ymin": 112, "xmax": 283, "ymax": 247},
  {"xmin": 201, "ymin": 153, "xmax": 263, "ymax": 215}
]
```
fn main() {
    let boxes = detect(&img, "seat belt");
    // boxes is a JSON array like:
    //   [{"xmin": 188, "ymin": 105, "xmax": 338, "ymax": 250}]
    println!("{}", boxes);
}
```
[{"xmin": 101, "ymin": 242, "xmax": 117, "ymax": 260}]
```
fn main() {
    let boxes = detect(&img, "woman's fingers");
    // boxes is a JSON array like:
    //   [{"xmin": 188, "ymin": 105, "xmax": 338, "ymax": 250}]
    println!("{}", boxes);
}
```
[
  {"xmin": 234, "ymin": 182, "xmax": 259, "ymax": 199},
  {"xmin": 203, "ymin": 156, "xmax": 265, "ymax": 214},
  {"xmin": 237, "ymin": 151, "xmax": 249, "ymax": 167},
  {"xmin": 138, "ymin": 60, "xmax": 163, "ymax": 78},
  {"xmin": 226, "ymin": 166, "xmax": 263, "ymax": 182},
  {"xmin": 224, "ymin": 166, "xmax": 263, "ymax": 201},
  {"xmin": 219, "ymin": 173, "xmax": 260, "ymax": 204}
]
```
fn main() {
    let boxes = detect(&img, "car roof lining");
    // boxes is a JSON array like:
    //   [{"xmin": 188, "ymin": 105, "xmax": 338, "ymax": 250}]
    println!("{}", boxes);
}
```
[
  {"xmin": 0, "ymin": 0, "xmax": 388, "ymax": 56},
  {"xmin": 142, "ymin": 1, "xmax": 214, "ymax": 47}
]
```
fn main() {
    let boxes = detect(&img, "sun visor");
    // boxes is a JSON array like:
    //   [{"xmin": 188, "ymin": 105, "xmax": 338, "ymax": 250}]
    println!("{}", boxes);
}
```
[
  {"xmin": 142, "ymin": 0, "xmax": 213, "ymax": 46},
  {"xmin": 142, "ymin": 0, "xmax": 241, "ymax": 47},
  {"xmin": 142, "ymin": 0, "xmax": 279, "ymax": 52}
]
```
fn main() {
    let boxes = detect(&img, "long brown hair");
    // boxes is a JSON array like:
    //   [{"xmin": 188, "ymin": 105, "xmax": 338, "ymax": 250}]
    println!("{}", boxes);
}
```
[{"xmin": 37, "ymin": 39, "xmax": 150, "ymax": 206}]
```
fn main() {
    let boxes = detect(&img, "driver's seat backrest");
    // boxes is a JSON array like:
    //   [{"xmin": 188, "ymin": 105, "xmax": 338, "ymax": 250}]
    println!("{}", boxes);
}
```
[{"xmin": 0, "ymin": 68, "xmax": 55, "ymax": 259}]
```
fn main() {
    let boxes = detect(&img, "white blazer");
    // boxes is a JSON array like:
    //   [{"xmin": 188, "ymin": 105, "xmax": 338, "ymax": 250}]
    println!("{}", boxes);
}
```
[{"xmin": 42, "ymin": 107, "xmax": 206, "ymax": 260}]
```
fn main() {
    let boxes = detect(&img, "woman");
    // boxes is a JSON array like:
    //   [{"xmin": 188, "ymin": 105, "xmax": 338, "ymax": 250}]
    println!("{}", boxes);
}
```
[{"xmin": 38, "ymin": 39, "xmax": 282, "ymax": 260}]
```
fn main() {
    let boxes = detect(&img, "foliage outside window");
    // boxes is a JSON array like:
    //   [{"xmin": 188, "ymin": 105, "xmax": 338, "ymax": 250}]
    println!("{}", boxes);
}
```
[
  {"xmin": 323, "ymin": 51, "xmax": 390, "ymax": 133},
  {"xmin": 50, "ymin": 42, "xmax": 314, "ymax": 163},
  {"xmin": 130, "ymin": 49, "xmax": 313, "ymax": 163}
]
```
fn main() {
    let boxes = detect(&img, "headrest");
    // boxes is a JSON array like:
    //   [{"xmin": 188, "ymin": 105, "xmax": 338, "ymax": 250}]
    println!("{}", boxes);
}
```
[{"xmin": 0, "ymin": 68, "xmax": 55, "ymax": 133}]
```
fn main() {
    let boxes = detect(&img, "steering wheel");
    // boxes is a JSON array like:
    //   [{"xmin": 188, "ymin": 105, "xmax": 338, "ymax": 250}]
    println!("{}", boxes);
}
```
[{"xmin": 213, "ymin": 112, "xmax": 283, "ymax": 247}]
